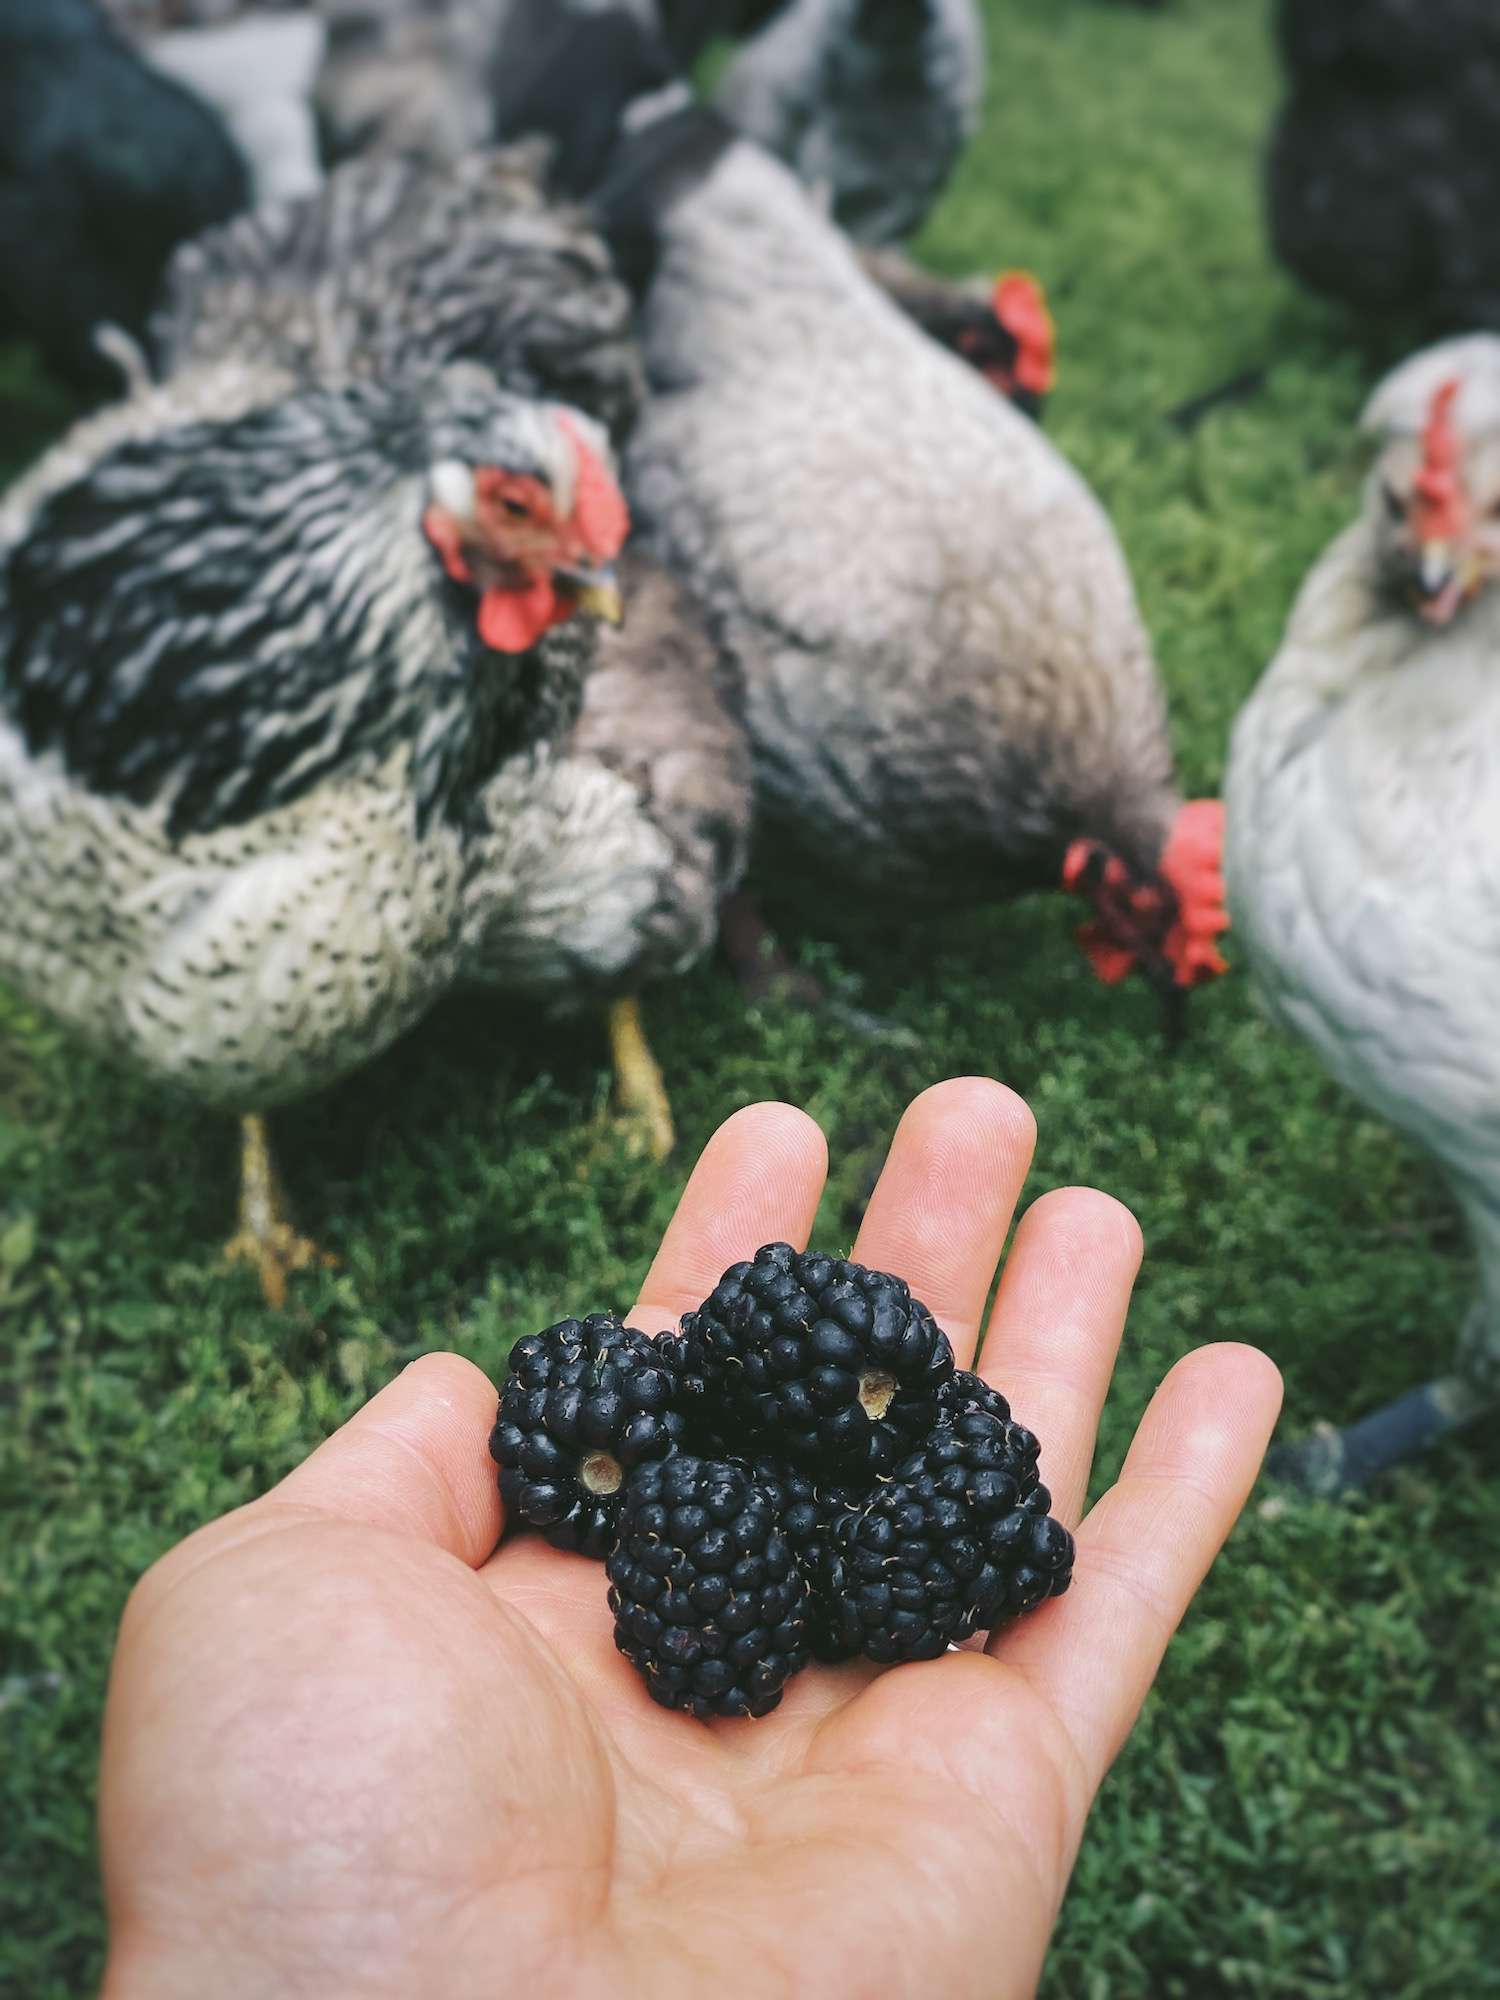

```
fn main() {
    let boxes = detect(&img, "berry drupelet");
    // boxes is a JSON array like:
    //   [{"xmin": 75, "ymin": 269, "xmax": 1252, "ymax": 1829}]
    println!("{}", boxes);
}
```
[
  {"xmin": 606, "ymin": 1455, "xmax": 811, "ymax": 1718},
  {"xmin": 744, "ymin": 1453, "xmax": 864, "ymax": 1663},
  {"xmin": 490, "ymin": 1314, "xmax": 684, "ymax": 1558},
  {"xmin": 677, "ymin": 1242, "xmax": 955, "ymax": 1477},
  {"xmin": 819, "ymin": 1409, "xmax": 1075, "ymax": 1664}
]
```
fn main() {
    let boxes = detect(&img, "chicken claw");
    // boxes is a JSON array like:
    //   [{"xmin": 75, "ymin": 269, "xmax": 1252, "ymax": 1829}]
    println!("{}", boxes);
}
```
[
  {"xmin": 223, "ymin": 1114, "xmax": 334, "ymax": 1309},
  {"xmin": 606, "ymin": 997, "xmax": 676, "ymax": 1162}
]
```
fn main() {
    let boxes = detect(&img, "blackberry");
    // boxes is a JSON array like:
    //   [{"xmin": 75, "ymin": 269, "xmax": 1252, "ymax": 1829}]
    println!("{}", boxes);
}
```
[
  {"xmin": 679, "ymin": 1242, "xmax": 955, "ymax": 1476},
  {"xmin": 938, "ymin": 1370, "xmax": 1044, "ymax": 1495},
  {"xmin": 655, "ymin": 1327, "xmax": 728, "ymax": 1451},
  {"xmin": 819, "ymin": 1410, "xmax": 1075, "ymax": 1664},
  {"xmin": 607, "ymin": 1456, "xmax": 811, "ymax": 1718},
  {"xmin": 489, "ymin": 1314, "xmax": 683, "ymax": 1559},
  {"xmin": 744, "ymin": 1454, "xmax": 863, "ymax": 1663},
  {"xmin": 939, "ymin": 1368, "xmax": 1012, "ymax": 1425}
]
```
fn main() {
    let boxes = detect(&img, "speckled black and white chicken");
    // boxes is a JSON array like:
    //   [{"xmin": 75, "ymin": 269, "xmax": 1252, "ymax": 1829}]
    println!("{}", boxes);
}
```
[
  {"xmin": 1228, "ymin": 335, "xmax": 1500, "ymax": 1492},
  {"xmin": 0, "ymin": 357, "xmax": 630, "ymax": 1302},
  {"xmin": 1268, "ymin": 0, "xmax": 1500, "ymax": 332},
  {"xmin": 517, "ymin": 71, "xmax": 1227, "ymax": 1016}
]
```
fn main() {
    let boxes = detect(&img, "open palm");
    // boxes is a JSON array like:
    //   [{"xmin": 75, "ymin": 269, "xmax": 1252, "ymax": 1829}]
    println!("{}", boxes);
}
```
[{"xmin": 100, "ymin": 1081, "xmax": 1280, "ymax": 2000}]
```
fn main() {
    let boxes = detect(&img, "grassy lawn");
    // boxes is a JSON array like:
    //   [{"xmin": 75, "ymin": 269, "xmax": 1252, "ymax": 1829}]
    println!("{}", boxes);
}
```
[{"xmin": 4, "ymin": 0, "xmax": 1499, "ymax": 1991}]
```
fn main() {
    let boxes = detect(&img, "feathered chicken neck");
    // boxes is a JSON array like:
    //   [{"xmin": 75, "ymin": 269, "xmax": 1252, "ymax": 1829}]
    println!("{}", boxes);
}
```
[
  {"xmin": 640, "ymin": 138, "xmax": 884, "ymax": 334},
  {"xmin": 1263, "ymin": 515, "xmax": 1490, "ymax": 721},
  {"xmin": 0, "ymin": 378, "xmax": 585, "ymax": 843}
]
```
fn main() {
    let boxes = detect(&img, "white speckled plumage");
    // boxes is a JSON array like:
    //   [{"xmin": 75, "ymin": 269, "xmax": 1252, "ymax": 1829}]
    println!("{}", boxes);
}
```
[
  {"xmin": 0, "ymin": 359, "xmax": 603, "ymax": 1116},
  {"xmin": 0, "ymin": 720, "xmax": 466, "ymax": 1108}
]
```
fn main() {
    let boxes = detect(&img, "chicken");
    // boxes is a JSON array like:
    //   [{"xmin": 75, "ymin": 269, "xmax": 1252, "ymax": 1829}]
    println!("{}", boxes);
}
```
[
  {"xmin": 462, "ymin": 547, "xmax": 752, "ymax": 1158},
  {"xmin": 714, "ymin": 0, "xmax": 985, "ymax": 245},
  {"xmin": 133, "ymin": 11, "xmax": 325, "ymax": 208},
  {"xmin": 0, "ymin": 358, "xmax": 629, "ymax": 1302},
  {"xmin": 0, "ymin": 0, "xmax": 248, "ymax": 386},
  {"xmin": 152, "ymin": 142, "xmax": 645, "ymax": 440},
  {"xmin": 1227, "ymin": 335, "xmax": 1500, "ymax": 1493},
  {"xmin": 854, "ymin": 251, "xmax": 1057, "ymax": 419},
  {"xmin": 154, "ymin": 141, "xmax": 750, "ymax": 1161},
  {"xmin": 1267, "ymin": 0, "xmax": 1500, "ymax": 332},
  {"xmin": 512, "ymin": 62, "xmax": 1227, "ymax": 1015}
]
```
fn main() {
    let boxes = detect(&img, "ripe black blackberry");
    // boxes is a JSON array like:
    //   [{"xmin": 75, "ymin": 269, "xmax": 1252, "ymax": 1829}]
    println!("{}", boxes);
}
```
[
  {"xmin": 939, "ymin": 1370, "xmax": 1044, "ymax": 1494},
  {"xmin": 489, "ymin": 1314, "xmax": 684, "ymax": 1559},
  {"xmin": 607, "ymin": 1455, "xmax": 811, "ymax": 1718},
  {"xmin": 818, "ymin": 1409, "xmax": 1075, "ymax": 1664},
  {"xmin": 939, "ymin": 1368, "xmax": 1011, "ymax": 1426},
  {"xmin": 744, "ymin": 1454, "xmax": 863, "ymax": 1663},
  {"xmin": 678, "ymin": 1242, "xmax": 955, "ymax": 1476}
]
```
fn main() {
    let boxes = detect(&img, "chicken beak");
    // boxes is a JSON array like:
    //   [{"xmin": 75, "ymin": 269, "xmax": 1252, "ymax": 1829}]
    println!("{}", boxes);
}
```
[
  {"xmin": 557, "ymin": 563, "xmax": 624, "ymax": 626},
  {"xmin": 1418, "ymin": 540, "xmax": 1454, "ymax": 597},
  {"xmin": 1411, "ymin": 539, "xmax": 1470, "ymax": 626}
]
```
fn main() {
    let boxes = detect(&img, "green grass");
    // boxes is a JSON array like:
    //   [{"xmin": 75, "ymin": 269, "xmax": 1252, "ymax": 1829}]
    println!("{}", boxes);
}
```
[{"xmin": 4, "ymin": 1, "xmax": 1500, "ymax": 1992}]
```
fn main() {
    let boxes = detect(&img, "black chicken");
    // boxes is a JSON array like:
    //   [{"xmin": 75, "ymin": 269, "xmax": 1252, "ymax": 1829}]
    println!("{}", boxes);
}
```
[
  {"xmin": 0, "ymin": 0, "xmax": 248, "ymax": 385},
  {"xmin": 1268, "ymin": 0, "xmax": 1500, "ymax": 331}
]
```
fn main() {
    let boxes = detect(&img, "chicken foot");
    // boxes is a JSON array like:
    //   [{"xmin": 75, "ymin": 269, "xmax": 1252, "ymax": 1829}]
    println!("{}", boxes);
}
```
[
  {"xmin": 718, "ymin": 892, "xmax": 920, "ymax": 1046},
  {"xmin": 1266, "ymin": 1370, "xmax": 1493, "ymax": 1498},
  {"xmin": 606, "ymin": 996, "xmax": 676, "ymax": 1162},
  {"xmin": 223, "ymin": 1112, "xmax": 333, "ymax": 1309}
]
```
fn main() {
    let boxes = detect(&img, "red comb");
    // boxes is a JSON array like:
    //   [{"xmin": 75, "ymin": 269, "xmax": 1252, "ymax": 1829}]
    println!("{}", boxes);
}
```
[
  {"xmin": 1160, "ymin": 799, "xmax": 1229, "ymax": 988},
  {"xmin": 992, "ymin": 271, "xmax": 1056, "ymax": 397},
  {"xmin": 1413, "ymin": 378, "xmax": 1468, "ymax": 545},
  {"xmin": 557, "ymin": 412, "xmax": 630, "ymax": 562}
]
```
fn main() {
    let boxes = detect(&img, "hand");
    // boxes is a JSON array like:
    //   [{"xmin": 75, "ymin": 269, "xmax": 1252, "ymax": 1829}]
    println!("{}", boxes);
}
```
[{"xmin": 99, "ymin": 1080, "xmax": 1281, "ymax": 2000}]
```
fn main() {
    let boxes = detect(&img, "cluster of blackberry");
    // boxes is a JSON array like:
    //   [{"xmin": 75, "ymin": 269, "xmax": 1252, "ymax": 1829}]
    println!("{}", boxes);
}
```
[{"xmin": 489, "ymin": 1243, "xmax": 1075, "ymax": 1720}]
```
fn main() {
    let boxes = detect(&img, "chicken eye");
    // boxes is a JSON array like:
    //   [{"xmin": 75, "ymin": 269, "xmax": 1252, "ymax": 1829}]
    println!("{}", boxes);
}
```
[{"xmin": 500, "ymin": 496, "xmax": 531, "ymax": 520}]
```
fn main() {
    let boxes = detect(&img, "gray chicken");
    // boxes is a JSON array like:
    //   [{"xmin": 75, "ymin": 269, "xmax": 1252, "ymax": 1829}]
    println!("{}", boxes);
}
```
[
  {"xmin": 715, "ymin": 0, "xmax": 986, "ymax": 245},
  {"xmin": 564, "ymin": 98, "xmax": 1227, "ymax": 1011},
  {"xmin": 0, "ymin": 359, "xmax": 629, "ymax": 1303},
  {"xmin": 154, "ymin": 144, "xmax": 752, "ymax": 1165}
]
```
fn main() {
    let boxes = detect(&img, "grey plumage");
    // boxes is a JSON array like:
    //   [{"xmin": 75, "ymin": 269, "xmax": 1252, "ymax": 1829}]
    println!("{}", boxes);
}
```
[
  {"xmin": 619, "ymin": 130, "xmax": 1192, "ymax": 929},
  {"xmin": 463, "ymin": 550, "xmax": 752, "ymax": 1005},
  {"xmin": 155, "ymin": 144, "xmax": 644, "ymax": 440}
]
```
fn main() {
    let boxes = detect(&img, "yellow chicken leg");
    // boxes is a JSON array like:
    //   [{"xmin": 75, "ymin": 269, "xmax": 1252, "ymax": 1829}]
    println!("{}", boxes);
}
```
[
  {"xmin": 607, "ymin": 996, "xmax": 676, "ymax": 1161},
  {"xmin": 223, "ymin": 1113, "xmax": 333, "ymax": 1309}
]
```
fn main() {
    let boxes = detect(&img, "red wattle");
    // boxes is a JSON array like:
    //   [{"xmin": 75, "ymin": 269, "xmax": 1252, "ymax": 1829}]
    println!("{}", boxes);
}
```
[
  {"xmin": 1159, "ymin": 798, "xmax": 1230, "ymax": 988},
  {"xmin": 1078, "ymin": 924, "xmax": 1138, "ymax": 984},
  {"xmin": 478, "ymin": 577, "xmax": 563, "ymax": 653},
  {"xmin": 992, "ymin": 272, "xmax": 1057, "ymax": 398}
]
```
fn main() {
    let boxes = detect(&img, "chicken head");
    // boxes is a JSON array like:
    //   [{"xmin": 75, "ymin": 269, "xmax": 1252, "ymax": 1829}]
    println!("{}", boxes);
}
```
[
  {"xmin": 423, "ymin": 402, "xmax": 628, "ymax": 655},
  {"xmin": 1363, "ymin": 335, "xmax": 1500, "ymax": 626}
]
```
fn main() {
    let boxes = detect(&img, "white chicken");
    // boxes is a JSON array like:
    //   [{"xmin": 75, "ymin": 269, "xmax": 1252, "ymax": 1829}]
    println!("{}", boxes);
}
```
[{"xmin": 1227, "ymin": 334, "xmax": 1500, "ymax": 1491}]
